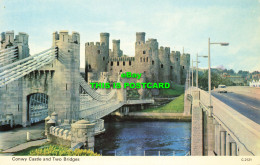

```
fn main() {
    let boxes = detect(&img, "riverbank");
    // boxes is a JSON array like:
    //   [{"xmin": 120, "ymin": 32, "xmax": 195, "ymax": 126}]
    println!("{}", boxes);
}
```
[{"xmin": 123, "ymin": 112, "xmax": 191, "ymax": 121}]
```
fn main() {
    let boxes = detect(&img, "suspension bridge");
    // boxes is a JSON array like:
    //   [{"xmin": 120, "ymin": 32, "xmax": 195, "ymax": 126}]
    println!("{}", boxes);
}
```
[{"xmin": 0, "ymin": 30, "xmax": 153, "ymax": 128}]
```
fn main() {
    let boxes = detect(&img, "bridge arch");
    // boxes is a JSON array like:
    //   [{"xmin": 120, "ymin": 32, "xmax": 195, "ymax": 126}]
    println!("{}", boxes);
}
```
[{"xmin": 26, "ymin": 93, "xmax": 49, "ymax": 124}]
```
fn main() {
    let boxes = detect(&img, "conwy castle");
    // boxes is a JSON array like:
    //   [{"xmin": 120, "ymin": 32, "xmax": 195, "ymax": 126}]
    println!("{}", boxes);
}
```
[{"xmin": 85, "ymin": 32, "xmax": 190, "ymax": 86}]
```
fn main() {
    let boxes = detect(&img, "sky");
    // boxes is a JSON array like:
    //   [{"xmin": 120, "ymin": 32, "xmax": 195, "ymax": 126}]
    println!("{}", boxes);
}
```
[{"xmin": 0, "ymin": 0, "xmax": 260, "ymax": 72}]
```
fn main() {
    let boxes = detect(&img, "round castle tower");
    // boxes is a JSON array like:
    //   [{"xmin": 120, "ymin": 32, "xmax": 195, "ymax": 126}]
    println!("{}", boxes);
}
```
[
  {"xmin": 135, "ymin": 32, "xmax": 159, "ymax": 83},
  {"xmin": 180, "ymin": 53, "xmax": 190, "ymax": 84},
  {"xmin": 85, "ymin": 33, "xmax": 110, "ymax": 82},
  {"xmin": 158, "ymin": 46, "xmax": 171, "ymax": 83},
  {"xmin": 112, "ymin": 39, "xmax": 123, "ymax": 57},
  {"xmin": 170, "ymin": 51, "xmax": 181, "ymax": 84}
]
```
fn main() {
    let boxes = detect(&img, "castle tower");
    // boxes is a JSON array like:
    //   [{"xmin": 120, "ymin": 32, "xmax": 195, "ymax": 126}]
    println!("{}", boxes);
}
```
[
  {"xmin": 52, "ymin": 30, "xmax": 80, "ymax": 120},
  {"xmin": 180, "ymin": 53, "xmax": 190, "ymax": 84},
  {"xmin": 158, "ymin": 46, "xmax": 170, "ymax": 83},
  {"xmin": 112, "ymin": 39, "xmax": 123, "ymax": 57},
  {"xmin": 170, "ymin": 51, "xmax": 181, "ymax": 84},
  {"xmin": 135, "ymin": 32, "xmax": 159, "ymax": 83},
  {"xmin": 136, "ymin": 32, "xmax": 145, "ymax": 43},
  {"xmin": 100, "ymin": 32, "xmax": 110, "ymax": 50},
  {"xmin": 85, "ymin": 33, "xmax": 110, "ymax": 82}
]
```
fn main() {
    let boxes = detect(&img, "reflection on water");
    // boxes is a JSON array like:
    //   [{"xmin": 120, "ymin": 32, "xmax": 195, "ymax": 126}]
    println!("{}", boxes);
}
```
[{"xmin": 95, "ymin": 121, "xmax": 191, "ymax": 156}]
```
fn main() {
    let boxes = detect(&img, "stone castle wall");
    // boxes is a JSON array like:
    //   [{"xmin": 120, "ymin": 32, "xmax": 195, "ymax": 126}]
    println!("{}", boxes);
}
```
[{"xmin": 85, "ymin": 32, "xmax": 190, "ymax": 85}]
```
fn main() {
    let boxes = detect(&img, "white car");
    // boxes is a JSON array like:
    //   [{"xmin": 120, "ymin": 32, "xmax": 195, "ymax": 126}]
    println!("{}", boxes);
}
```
[{"xmin": 217, "ymin": 85, "xmax": 227, "ymax": 93}]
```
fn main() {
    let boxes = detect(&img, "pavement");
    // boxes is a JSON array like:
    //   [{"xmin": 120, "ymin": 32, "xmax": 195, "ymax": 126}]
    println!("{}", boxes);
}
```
[
  {"xmin": 0, "ymin": 122, "xmax": 45, "ymax": 151},
  {"xmin": 2, "ymin": 139, "xmax": 47, "ymax": 153},
  {"xmin": 212, "ymin": 90, "xmax": 260, "ymax": 124}
]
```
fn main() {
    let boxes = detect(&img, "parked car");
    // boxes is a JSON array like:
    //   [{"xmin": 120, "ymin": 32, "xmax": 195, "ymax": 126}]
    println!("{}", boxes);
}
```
[{"xmin": 217, "ymin": 85, "xmax": 227, "ymax": 93}]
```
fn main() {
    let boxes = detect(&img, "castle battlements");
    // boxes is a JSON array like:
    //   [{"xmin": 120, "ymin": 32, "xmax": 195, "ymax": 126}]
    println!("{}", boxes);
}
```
[
  {"xmin": 1, "ymin": 31, "xmax": 29, "ymax": 49},
  {"xmin": 109, "ymin": 57, "xmax": 135, "ymax": 62},
  {"xmin": 85, "ymin": 42, "xmax": 106, "ymax": 47},
  {"xmin": 53, "ymin": 31, "xmax": 80, "ymax": 45}
]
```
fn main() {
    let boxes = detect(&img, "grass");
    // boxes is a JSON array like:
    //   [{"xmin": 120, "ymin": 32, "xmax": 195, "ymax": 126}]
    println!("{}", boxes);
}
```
[
  {"xmin": 142, "ymin": 94, "xmax": 184, "ymax": 113},
  {"xmin": 13, "ymin": 143, "xmax": 51, "ymax": 156},
  {"xmin": 159, "ymin": 84, "xmax": 184, "ymax": 97},
  {"xmin": 13, "ymin": 143, "xmax": 100, "ymax": 156}
]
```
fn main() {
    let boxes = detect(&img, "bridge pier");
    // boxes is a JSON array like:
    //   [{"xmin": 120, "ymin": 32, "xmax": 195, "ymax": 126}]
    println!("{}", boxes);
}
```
[
  {"xmin": 214, "ymin": 121, "xmax": 220, "ymax": 155},
  {"xmin": 230, "ymin": 142, "xmax": 237, "ymax": 156},
  {"xmin": 220, "ymin": 130, "xmax": 226, "ymax": 155},
  {"xmin": 206, "ymin": 115, "xmax": 215, "ymax": 155}
]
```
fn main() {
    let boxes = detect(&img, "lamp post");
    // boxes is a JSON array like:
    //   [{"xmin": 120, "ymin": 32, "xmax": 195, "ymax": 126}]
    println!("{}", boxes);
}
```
[
  {"xmin": 192, "ymin": 60, "xmax": 194, "ymax": 88},
  {"xmin": 208, "ymin": 38, "xmax": 229, "ymax": 107},
  {"xmin": 196, "ymin": 54, "xmax": 208, "ymax": 89}
]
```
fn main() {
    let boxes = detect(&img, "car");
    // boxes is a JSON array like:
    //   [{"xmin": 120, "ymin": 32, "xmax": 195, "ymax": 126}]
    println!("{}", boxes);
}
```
[{"xmin": 217, "ymin": 85, "xmax": 227, "ymax": 93}]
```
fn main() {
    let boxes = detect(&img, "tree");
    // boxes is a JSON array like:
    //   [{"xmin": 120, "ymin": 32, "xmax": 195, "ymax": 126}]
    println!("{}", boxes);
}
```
[{"xmin": 198, "ymin": 71, "xmax": 234, "ymax": 90}]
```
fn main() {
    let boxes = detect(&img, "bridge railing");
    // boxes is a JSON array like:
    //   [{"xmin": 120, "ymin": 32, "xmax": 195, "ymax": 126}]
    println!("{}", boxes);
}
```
[
  {"xmin": 198, "ymin": 89, "xmax": 260, "ymax": 155},
  {"xmin": 78, "ymin": 75, "xmax": 117, "ymax": 102}
]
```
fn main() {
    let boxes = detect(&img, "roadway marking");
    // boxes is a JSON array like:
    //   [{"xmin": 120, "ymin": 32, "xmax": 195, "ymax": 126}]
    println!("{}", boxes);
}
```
[{"xmin": 217, "ymin": 93, "xmax": 260, "ymax": 111}]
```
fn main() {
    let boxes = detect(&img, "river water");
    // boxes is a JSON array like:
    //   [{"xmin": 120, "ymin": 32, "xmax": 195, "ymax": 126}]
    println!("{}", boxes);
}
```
[{"xmin": 95, "ymin": 121, "xmax": 191, "ymax": 156}]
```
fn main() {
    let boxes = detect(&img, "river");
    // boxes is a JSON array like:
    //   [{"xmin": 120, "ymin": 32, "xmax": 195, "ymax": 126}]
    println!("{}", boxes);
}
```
[{"xmin": 95, "ymin": 121, "xmax": 191, "ymax": 156}]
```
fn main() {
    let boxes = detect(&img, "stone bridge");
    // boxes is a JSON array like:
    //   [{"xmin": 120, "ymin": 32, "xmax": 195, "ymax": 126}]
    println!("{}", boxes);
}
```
[
  {"xmin": 185, "ymin": 77, "xmax": 260, "ymax": 156},
  {"xmin": 0, "ymin": 30, "xmax": 154, "ymax": 128}
]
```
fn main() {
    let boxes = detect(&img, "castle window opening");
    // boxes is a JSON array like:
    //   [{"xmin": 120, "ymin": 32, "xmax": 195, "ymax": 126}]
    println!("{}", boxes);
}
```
[
  {"xmin": 103, "ymin": 57, "xmax": 105, "ymax": 61},
  {"xmin": 161, "ymin": 64, "xmax": 164, "ymax": 68},
  {"xmin": 129, "ymin": 61, "xmax": 131, "ymax": 66},
  {"xmin": 143, "ymin": 50, "xmax": 146, "ymax": 54},
  {"xmin": 143, "ymin": 58, "xmax": 145, "ymax": 62},
  {"xmin": 111, "ymin": 62, "xmax": 113, "ymax": 66},
  {"xmin": 152, "ymin": 60, "xmax": 154, "ymax": 65},
  {"xmin": 66, "ymin": 84, "xmax": 68, "ymax": 90},
  {"xmin": 140, "ymin": 58, "xmax": 142, "ymax": 62},
  {"xmin": 123, "ymin": 61, "xmax": 125, "ymax": 66},
  {"xmin": 117, "ymin": 61, "xmax": 119, "ymax": 66},
  {"xmin": 170, "ymin": 66, "xmax": 173, "ymax": 69},
  {"xmin": 97, "ymin": 50, "xmax": 101, "ymax": 54},
  {"xmin": 183, "ymin": 66, "xmax": 185, "ymax": 69},
  {"xmin": 146, "ymin": 57, "xmax": 148, "ymax": 62},
  {"xmin": 120, "ymin": 69, "xmax": 122, "ymax": 72},
  {"xmin": 89, "ymin": 64, "xmax": 91, "ymax": 69}
]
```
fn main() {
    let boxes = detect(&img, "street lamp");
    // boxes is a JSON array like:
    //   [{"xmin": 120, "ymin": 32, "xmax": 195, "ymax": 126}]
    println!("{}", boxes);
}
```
[
  {"xmin": 195, "ymin": 54, "xmax": 207, "ymax": 89},
  {"xmin": 208, "ymin": 38, "xmax": 229, "ymax": 107}
]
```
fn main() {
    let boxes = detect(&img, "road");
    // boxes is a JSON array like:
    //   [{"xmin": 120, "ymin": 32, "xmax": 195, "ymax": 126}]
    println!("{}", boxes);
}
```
[{"xmin": 212, "ymin": 91, "xmax": 260, "ymax": 124}]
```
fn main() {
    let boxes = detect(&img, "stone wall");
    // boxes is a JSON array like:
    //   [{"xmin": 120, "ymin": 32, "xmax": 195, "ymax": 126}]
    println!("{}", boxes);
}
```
[{"xmin": 45, "ymin": 113, "xmax": 105, "ymax": 151}]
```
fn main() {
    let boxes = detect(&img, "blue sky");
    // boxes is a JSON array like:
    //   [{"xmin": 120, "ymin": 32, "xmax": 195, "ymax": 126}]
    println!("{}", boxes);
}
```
[{"xmin": 0, "ymin": 0, "xmax": 259, "ymax": 72}]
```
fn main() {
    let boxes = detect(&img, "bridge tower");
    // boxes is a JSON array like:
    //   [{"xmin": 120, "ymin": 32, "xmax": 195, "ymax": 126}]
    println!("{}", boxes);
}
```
[
  {"xmin": 0, "ymin": 31, "xmax": 30, "ymax": 127},
  {"xmin": 51, "ymin": 30, "xmax": 80, "ymax": 121}
]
